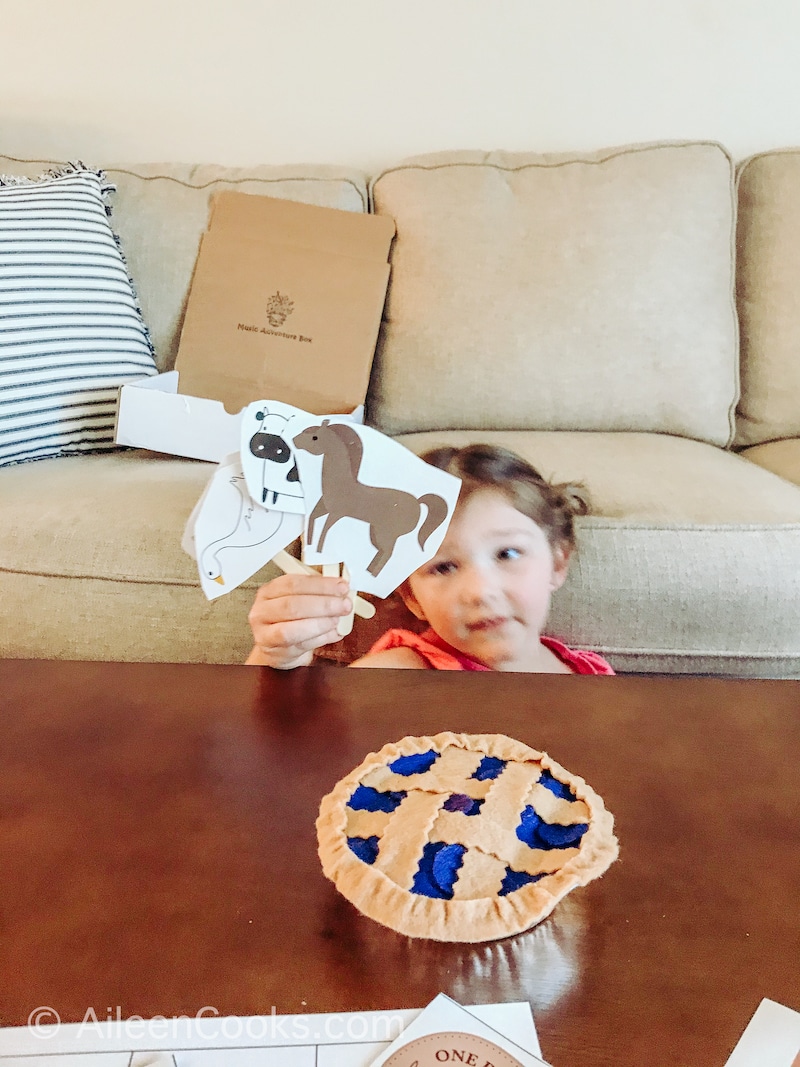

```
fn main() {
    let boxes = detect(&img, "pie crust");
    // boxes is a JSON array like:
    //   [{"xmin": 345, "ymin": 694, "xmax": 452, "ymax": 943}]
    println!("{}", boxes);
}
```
[{"xmin": 316, "ymin": 732, "xmax": 618, "ymax": 942}]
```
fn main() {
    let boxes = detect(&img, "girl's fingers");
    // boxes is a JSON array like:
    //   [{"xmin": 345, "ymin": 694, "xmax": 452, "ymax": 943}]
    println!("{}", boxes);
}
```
[
  {"xmin": 258, "ymin": 573, "xmax": 348, "ymax": 601},
  {"xmin": 250, "ymin": 613, "xmax": 343, "ymax": 656},
  {"xmin": 293, "ymin": 623, "xmax": 342, "ymax": 651},
  {"xmin": 251, "ymin": 577, "xmax": 350, "ymax": 621},
  {"xmin": 251, "ymin": 594, "xmax": 352, "ymax": 630},
  {"xmin": 248, "ymin": 575, "xmax": 352, "ymax": 668}
]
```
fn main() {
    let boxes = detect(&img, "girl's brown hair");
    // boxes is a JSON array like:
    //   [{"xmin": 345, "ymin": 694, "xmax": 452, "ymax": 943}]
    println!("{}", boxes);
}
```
[{"xmin": 420, "ymin": 443, "xmax": 589, "ymax": 554}]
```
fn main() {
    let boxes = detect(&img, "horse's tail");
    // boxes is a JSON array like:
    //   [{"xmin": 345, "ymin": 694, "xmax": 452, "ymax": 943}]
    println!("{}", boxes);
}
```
[{"xmin": 417, "ymin": 493, "xmax": 449, "ymax": 550}]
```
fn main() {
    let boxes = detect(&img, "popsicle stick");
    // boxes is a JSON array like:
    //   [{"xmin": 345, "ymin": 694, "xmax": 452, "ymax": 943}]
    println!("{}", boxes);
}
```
[
  {"xmin": 271, "ymin": 550, "xmax": 375, "ymax": 620},
  {"xmin": 337, "ymin": 564, "xmax": 355, "ymax": 637},
  {"xmin": 271, "ymin": 548, "xmax": 315, "ymax": 576}
]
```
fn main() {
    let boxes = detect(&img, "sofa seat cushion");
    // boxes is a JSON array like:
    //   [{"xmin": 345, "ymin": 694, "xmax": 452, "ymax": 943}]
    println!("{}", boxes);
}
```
[
  {"xmin": 740, "ymin": 438, "xmax": 800, "ymax": 487},
  {"xmin": 735, "ymin": 150, "xmax": 800, "ymax": 447},
  {"xmin": 4, "ymin": 434, "xmax": 800, "ymax": 675},
  {"xmin": 0, "ymin": 450, "xmax": 281, "ymax": 663},
  {"xmin": 369, "ymin": 142, "xmax": 738, "ymax": 447},
  {"xmin": 388, "ymin": 432, "xmax": 800, "ymax": 677}
]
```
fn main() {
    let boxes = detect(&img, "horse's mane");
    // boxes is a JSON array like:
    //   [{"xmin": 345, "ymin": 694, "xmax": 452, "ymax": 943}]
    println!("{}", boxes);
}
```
[{"xmin": 328, "ymin": 421, "xmax": 364, "ymax": 482}]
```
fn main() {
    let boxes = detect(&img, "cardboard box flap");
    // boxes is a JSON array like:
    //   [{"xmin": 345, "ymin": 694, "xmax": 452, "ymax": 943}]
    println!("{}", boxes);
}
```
[
  {"xmin": 209, "ymin": 191, "xmax": 396, "ymax": 262},
  {"xmin": 174, "ymin": 226, "xmax": 391, "ymax": 415}
]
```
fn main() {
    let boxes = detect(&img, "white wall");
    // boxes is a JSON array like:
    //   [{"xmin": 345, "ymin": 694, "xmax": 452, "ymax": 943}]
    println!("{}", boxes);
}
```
[{"xmin": 2, "ymin": 0, "xmax": 800, "ymax": 171}]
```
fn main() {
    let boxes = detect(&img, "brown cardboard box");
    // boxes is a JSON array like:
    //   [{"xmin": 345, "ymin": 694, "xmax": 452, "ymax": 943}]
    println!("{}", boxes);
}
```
[{"xmin": 174, "ymin": 192, "xmax": 396, "ymax": 415}]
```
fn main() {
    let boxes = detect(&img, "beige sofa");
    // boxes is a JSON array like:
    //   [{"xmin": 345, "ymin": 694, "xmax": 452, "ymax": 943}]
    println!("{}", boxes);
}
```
[{"xmin": 2, "ymin": 142, "xmax": 800, "ymax": 676}]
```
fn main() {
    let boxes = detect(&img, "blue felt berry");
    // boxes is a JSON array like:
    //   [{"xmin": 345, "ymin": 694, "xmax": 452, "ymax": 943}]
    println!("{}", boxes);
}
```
[
  {"xmin": 388, "ymin": 750, "xmax": 440, "ymax": 776},
  {"xmin": 536, "ymin": 821, "xmax": 588, "ymax": 847},
  {"xmin": 443, "ymin": 793, "xmax": 483, "ymax": 816},
  {"xmin": 348, "ymin": 785, "xmax": 406, "ymax": 812},
  {"xmin": 498, "ymin": 867, "xmax": 546, "ymax": 896},
  {"xmin": 347, "ymin": 836, "xmax": 380, "ymax": 864},
  {"xmin": 538, "ymin": 769, "xmax": 576, "ymax": 801},
  {"xmin": 411, "ymin": 842, "xmax": 466, "ymax": 899},
  {"xmin": 471, "ymin": 756, "xmax": 506, "ymax": 781}
]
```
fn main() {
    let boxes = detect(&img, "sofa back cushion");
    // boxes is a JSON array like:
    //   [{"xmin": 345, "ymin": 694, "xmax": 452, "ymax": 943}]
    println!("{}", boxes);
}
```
[
  {"xmin": 735, "ymin": 150, "xmax": 800, "ymax": 447},
  {"xmin": 368, "ymin": 142, "xmax": 739, "ymax": 447},
  {"xmin": 101, "ymin": 163, "xmax": 370, "ymax": 373},
  {"xmin": 0, "ymin": 156, "xmax": 370, "ymax": 375}
]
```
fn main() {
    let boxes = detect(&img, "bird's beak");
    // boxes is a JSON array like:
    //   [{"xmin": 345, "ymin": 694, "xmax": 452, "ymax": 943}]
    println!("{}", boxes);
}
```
[{"xmin": 214, "ymin": 575, "xmax": 225, "ymax": 585}]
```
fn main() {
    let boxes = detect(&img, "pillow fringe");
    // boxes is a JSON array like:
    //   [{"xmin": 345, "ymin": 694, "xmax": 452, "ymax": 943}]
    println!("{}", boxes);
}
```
[
  {"xmin": 0, "ymin": 160, "xmax": 102, "ymax": 187},
  {"xmin": 110, "ymin": 229, "xmax": 158, "ymax": 363}
]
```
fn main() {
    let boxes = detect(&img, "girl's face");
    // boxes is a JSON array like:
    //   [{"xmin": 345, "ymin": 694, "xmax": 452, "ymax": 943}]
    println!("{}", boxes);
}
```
[{"xmin": 402, "ymin": 489, "xmax": 570, "ymax": 671}]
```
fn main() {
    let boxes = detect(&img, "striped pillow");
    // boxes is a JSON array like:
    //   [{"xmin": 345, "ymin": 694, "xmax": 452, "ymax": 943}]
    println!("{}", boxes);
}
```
[{"xmin": 0, "ymin": 164, "xmax": 157, "ymax": 466}]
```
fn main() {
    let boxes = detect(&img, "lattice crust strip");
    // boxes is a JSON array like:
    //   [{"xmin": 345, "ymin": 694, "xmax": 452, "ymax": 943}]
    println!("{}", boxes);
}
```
[{"xmin": 317, "ymin": 731, "xmax": 619, "ymax": 942}]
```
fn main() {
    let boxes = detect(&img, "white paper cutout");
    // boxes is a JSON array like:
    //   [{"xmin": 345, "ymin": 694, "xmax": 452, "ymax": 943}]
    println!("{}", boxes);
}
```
[
  {"xmin": 294, "ymin": 419, "xmax": 461, "ymax": 598},
  {"xmin": 186, "ymin": 402, "xmax": 461, "ymax": 604},
  {"xmin": 368, "ymin": 993, "xmax": 547, "ymax": 1067},
  {"xmin": 0, "ymin": 1004, "xmax": 538, "ymax": 1067},
  {"xmin": 239, "ymin": 400, "xmax": 313, "ymax": 514},
  {"xmin": 181, "ymin": 473, "xmax": 215, "ymax": 560},
  {"xmin": 190, "ymin": 452, "xmax": 303, "ymax": 600},
  {"xmin": 725, "ymin": 999, "xmax": 800, "ymax": 1067}
]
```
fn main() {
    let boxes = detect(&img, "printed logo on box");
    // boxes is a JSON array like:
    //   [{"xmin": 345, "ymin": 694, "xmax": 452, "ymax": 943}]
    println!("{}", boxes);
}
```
[
  {"xmin": 237, "ymin": 290, "xmax": 311, "ymax": 344},
  {"xmin": 265, "ymin": 290, "xmax": 294, "ymax": 327}
]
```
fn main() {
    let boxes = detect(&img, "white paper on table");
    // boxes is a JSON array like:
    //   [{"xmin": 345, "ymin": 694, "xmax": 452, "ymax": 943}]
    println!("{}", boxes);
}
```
[
  {"xmin": 366, "ymin": 994, "xmax": 548, "ymax": 1067},
  {"xmin": 187, "ymin": 452, "xmax": 303, "ymax": 600},
  {"xmin": 0, "ymin": 1003, "xmax": 538, "ymax": 1067},
  {"xmin": 293, "ymin": 420, "xmax": 461, "ymax": 598},
  {"xmin": 725, "ymin": 999, "xmax": 800, "ymax": 1067}
]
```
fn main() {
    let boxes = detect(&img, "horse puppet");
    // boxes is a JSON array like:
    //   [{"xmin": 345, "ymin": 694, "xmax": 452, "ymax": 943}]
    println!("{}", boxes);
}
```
[{"xmin": 294, "ymin": 421, "xmax": 450, "ymax": 579}]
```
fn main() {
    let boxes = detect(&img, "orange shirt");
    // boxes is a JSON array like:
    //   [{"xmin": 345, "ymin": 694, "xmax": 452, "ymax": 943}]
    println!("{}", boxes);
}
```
[{"xmin": 368, "ymin": 627, "xmax": 615, "ymax": 674}]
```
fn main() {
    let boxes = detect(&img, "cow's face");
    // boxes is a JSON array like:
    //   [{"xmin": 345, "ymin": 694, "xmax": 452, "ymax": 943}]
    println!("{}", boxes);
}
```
[{"xmin": 247, "ymin": 410, "xmax": 303, "ymax": 508}]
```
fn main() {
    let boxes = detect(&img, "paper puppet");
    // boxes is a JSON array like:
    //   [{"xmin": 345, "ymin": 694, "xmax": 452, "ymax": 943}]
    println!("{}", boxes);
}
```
[
  {"xmin": 240, "ymin": 400, "xmax": 309, "ymax": 513},
  {"xmin": 186, "ymin": 452, "xmax": 303, "ymax": 601},
  {"xmin": 186, "ymin": 400, "xmax": 460, "ymax": 606},
  {"xmin": 294, "ymin": 419, "xmax": 460, "ymax": 598}
]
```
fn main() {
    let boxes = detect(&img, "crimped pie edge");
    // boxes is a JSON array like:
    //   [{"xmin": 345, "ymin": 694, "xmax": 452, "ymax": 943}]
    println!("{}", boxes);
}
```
[{"xmin": 316, "ymin": 731, "xmax": 619, "ymax": 943}]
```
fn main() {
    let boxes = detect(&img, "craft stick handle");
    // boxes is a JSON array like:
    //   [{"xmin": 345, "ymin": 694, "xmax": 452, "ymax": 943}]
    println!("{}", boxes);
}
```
[
  {"xmin": 271, "ymin": 550, "xmax": 375, "ymax": 620},
  {"xmin": 337, "ymin": 564, "xmax": 355, "ymax": 637},
  {"xmin": 271, "ymin": 549, "xmax": 314, "ymax": 576}
]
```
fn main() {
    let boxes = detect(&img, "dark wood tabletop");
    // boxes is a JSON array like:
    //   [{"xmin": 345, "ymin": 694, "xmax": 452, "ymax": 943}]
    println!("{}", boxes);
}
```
[{"xmin": 1, "ymin": 659, "xmax": 798, "ymax": 1067}]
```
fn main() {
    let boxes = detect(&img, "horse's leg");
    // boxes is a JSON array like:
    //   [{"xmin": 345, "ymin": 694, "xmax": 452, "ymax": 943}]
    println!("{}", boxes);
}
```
[
  {"xmin": 367, "ymin": 532, "xmax": 399, "ymax": 577},
  {"xmin": 307, "ymin": 497, "xmax": 327, "ymax": 548},
  {"xmin": 316, "ymin": 511, "xmax": 340, "ymax": 553}
]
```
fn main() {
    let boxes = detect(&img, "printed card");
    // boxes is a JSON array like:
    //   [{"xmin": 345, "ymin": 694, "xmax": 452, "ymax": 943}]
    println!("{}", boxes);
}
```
[
  {"xmin": 725, "ymin": 999, "xmax": 800, "ymax": 1067},
  {"xmin": 239, "ymin": 399, "xmax": 318, "ymax": 514},
  {"xmin": 367, "ymin": 994, "xmax": 548, "ymax": 1067},
  {"xmin": 188, "ymin": 452, "xmax": 303, "ymax": 600},
  {"xmin": 0, "ymin": 1004, "xmax": 538, "ymax": 1067},
  {"xmin": 187, "ymin": 400, "xmax": 461, "ymax": 602},
  {"xmin": 293, "ymin": 420, "xmax": 460, "ymax": 598}
]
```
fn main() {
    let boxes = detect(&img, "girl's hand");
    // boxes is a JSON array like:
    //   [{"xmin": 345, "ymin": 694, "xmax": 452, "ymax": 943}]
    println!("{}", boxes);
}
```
[{"xmin": 246, "ymin": 573, "xmax": 352, "ymax": 669}]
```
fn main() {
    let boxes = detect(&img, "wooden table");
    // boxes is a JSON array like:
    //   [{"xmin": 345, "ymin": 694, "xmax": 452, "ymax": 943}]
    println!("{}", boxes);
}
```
[{"xmin": 1, "ymin": 660, "xmax": 798, "ymax": 1066}]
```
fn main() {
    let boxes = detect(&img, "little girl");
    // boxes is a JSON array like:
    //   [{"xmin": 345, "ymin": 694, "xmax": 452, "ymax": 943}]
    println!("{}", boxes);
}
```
[{"xmin": 246, "ymin": 443, "xmax": 614, "ymax": 674}]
